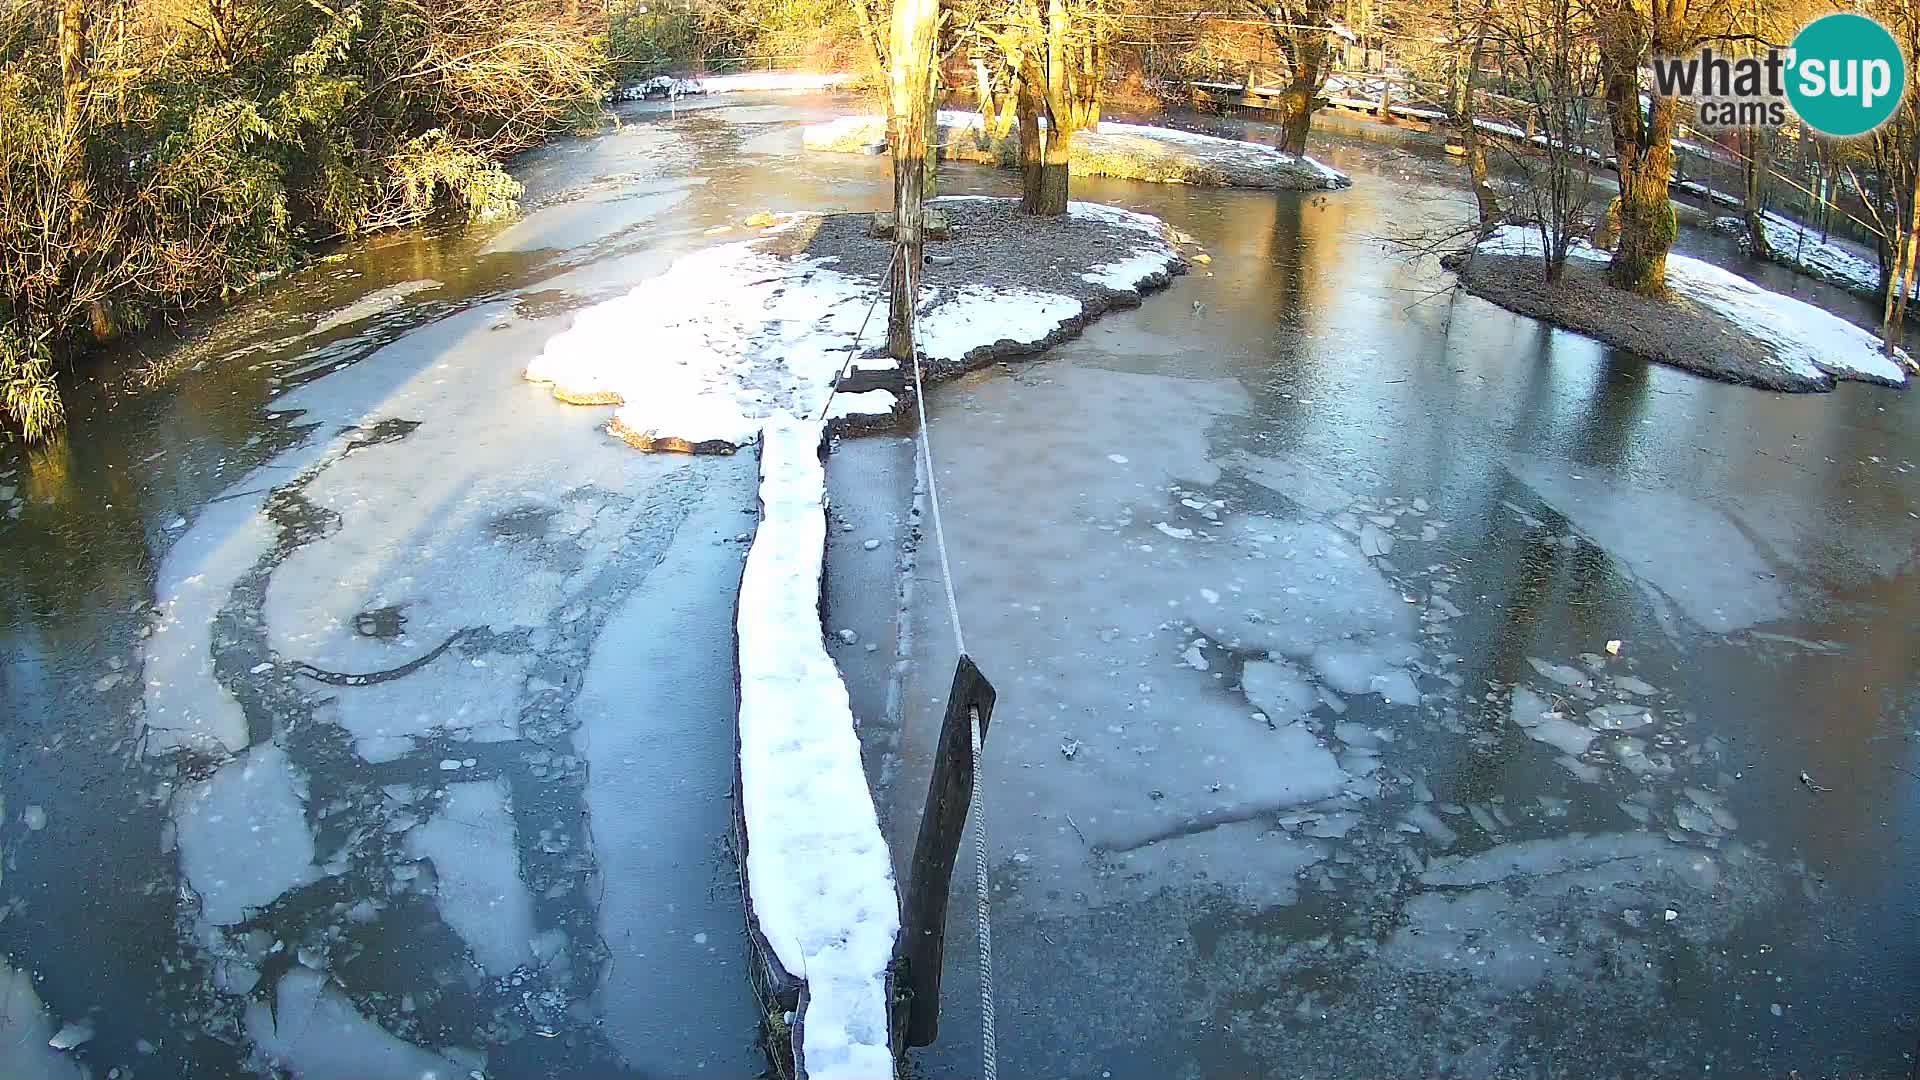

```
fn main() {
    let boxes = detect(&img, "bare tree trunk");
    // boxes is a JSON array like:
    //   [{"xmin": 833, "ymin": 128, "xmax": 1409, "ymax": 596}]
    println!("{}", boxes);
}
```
[
  {"xmin": 1742, "ymin": 129, "xmax": 1770, "ymax": 259},
  {"xmin": 1277, "ymin": 59, "xmax": 1320, "ymax": 155},
  {"xmin": 886, "ymin": 0, "xmax": 938, "ymax": 361},
  {"xmin": 1458, "ymin": 18, "xmax": 1499, "ymax": 226},
  {"xmin": 1034, "ymin": 125, "xmax": 1072, "ymax": 215},
  {"xmin": 1884, "ymin": 170, "xmax": 1920, "ymax": 353},
  {"xmin": 1604, "ymin": 65, "xmax": 1679, "ymax": 295},
  {"xmin": 1016, "ymin": 63, "xmax": 1045, "ymax": 212}
]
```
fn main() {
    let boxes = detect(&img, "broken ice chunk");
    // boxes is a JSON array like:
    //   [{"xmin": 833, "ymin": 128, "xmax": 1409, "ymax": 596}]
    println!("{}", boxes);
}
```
[
  {"xmin": 1526, "ymin": 657, "xmax": 1588, "ymax": 687},
  {"xmin": 1586, "ymin": 703, "xmax": 1655, "ymax": 731},
  {"xmin": 1241, "ymin": 659, "xmax": 1317, "ymax": 724}
]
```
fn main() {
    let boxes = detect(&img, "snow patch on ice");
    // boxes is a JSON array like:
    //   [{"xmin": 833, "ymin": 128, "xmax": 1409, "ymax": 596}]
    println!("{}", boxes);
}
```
[
  {"xmin": 620, "ymin": 71, "xmax": 857, "ymax": 100},
  {"xmin": 529, "ymin": 200, "xmax": 1181, "ymax": 450},
  {"xmin": 917, "ymin": 286, "xmax": 1081, "ymax": 363},
  {"xmin": 526, "ymin": 241, "xmax": 892, "ymax": 450},
  {"xmin": 736, "ymin": 417, "xmax": 896, "ymax": 1080}
]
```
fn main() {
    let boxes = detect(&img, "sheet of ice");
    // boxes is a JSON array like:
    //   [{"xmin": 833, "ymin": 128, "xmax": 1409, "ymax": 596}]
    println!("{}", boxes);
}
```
[
  {"xmin": 900, "ymin": 366, "xmax": 1377, "ymax": 911},
  {"xmin": 1474, "ymin": 225, "xmax": 1909, "ymax": 387},
  {"xmin": 143, "ymin": 494, "xmax": 276, "ymax": 756},
  {"xmin": 1505, "ymin": 454, "xmax": 1790, "ymax": 632},
  {"xmin": 1231, "ymin": 450, "xmax": 1357, "ymax": 514},
  {"xmin": 1509, "ymin": 687, "xmax": 1598, "ymax": 757},
  {"xmin": 404, "ymin": 779, "xmax": 534, "ymax": 977},
  {"xmin": 174, "ymin": 742, "xmax": 318, "ymax": 925},
  {"xmin": 311, "ymin": 280, "xmax": 441, "ymax": 335},
  {"xmin": 0, "ymin": 961, "xmax": 84, "ymax": 1080},
  {"xmin": 736, "ymin": 417, "xmax": 896, "ymax": 1080},
  {"xmin": 570, "ymin": 462, "xmax": 765, "ymax": 1074},
  {"xmin": 1242, "ymin": 659, "xmax": 1318, "ymax": 724},
  {"xmin": 245, "ymin": 967, "xmax": 461, "ymax": 1080},
  {"xmin": 1388, "ymin": 834, "xmax": 1719, "ymax": 990}
]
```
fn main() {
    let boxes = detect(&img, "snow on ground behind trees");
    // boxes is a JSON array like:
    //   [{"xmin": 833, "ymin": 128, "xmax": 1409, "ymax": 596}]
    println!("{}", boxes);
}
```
[{"xmin": 802, "ymin": 111, "xmax": 1351, "ymax": 190}]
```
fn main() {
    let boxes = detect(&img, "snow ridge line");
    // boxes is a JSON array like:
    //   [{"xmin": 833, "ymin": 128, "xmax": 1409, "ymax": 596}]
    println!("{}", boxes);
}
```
[{"xmin": 736, "ymin": 417, "xmax": 898, "ymax": 1080}]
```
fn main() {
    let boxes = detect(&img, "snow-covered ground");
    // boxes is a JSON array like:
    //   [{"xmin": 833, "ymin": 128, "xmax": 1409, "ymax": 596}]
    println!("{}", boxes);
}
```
[
  {"xmin": 525, "ymin": 199, "xmax": 1185, "ymax": 452},
  {"xmin": 1476, "ymin": 224, "xmax": 1911, "ymax": 389},
  {"xmin": 1715, "ymin": 211, "xmax": 1913, "ymax": 301},
  {"xmin": 802, "ymin": 111, "xmax": 1350, "ymax": 190},
  {"xmin": 614, "ymin": 71, "xmax": 857, "ymax": 101}
]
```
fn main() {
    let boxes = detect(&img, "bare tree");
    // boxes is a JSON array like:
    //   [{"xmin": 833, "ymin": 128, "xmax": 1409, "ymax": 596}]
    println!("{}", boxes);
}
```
[
  {"xmin": 1239, "ymin": 0, "xmax": 1334, "ymax": 155},
  {"xmin": 1488, "ymin": 0, "xmax": 1604, "ymax": 280},
  {"xmin": 1586, "ymin": 0, "xmax": 1737, "ymax": 294},
  {"xmin": 983, "ymin": 0, "xmax": 1105, "ymax": 215}
]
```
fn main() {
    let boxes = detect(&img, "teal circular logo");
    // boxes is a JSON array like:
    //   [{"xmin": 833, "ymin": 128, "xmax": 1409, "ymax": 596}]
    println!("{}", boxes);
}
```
[{"xmin": 1788, "ymin": 14, "xmax": 1906, "ymax": 137}]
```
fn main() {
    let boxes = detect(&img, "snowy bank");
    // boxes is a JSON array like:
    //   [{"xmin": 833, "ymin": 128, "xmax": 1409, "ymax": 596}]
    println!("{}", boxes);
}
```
[
  {"xmin": 1457, "ymin": 225, "xmax": 1910, "ymax": 392},
  {"xmin": 736, "ymin": 417, "xmax": 897, "ymax": 1080},
  {"xmin": 614, "ymin": 71, "xmax": 858, "ymax": 102},
  {"xmin": 1713, "ymin": 212, "xmax": 1914, "ymax": 302},
  {"xmin": 802, "ymin": 111, "xmax": 1349, "ymax": 190},
  {"xmin": 524, "ymin": 197, "xmax": 1187, "ymax": 452}
]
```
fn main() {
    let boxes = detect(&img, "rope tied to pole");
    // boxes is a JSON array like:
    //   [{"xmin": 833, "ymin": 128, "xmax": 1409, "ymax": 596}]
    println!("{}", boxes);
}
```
[{"xmin": 905, "ymin": 277, "xmax": 997, "ymax": 1080}]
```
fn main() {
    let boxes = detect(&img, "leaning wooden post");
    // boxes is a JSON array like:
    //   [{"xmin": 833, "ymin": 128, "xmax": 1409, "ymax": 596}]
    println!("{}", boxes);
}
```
[
  {"xmin": 887, "ymin": 0, "xmax": 938, "ymax": 361},
  {"xmin": 898, "ymin": 655, "xmax": 997, "ymax": 1048}
]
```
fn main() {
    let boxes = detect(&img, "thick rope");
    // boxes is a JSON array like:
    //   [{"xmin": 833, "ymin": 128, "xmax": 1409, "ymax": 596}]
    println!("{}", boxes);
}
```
[{"xmin": 905, "ymin": 265, "xmax": 995, "ymax": 1080}]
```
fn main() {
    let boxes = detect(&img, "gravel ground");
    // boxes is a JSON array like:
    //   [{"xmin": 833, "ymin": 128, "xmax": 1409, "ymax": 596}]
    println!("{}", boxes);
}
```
[
  {"xmin": 1452, "ymin": 253, "xmax": 1831, "ymax": 392},
  {"xmin": 764, "ymin": 195, "xmax": 1188, "ymax": 388}
]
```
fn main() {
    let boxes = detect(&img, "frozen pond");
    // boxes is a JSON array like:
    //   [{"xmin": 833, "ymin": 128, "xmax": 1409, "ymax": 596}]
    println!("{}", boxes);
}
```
[
  {"xmin": 0, "ymin": 92, "xmax": 1916, "ymax": 1080},
  {"xmin": 0, "ymin": 93, "xmax": 894, "ymax": 1080},
  {"xmin": 872, "ymin": 120, "xmax": 1920, "ymax": 1078}
]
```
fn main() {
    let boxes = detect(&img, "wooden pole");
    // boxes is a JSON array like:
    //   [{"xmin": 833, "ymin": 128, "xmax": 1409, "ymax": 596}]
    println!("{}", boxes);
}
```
[
  {"xmin": 898, "ymin": 655, "xmax": 997, "ymax": 1048},
  {"xmin": 886, "ymin": 0, "xmax": 938, "ymax": 361}
]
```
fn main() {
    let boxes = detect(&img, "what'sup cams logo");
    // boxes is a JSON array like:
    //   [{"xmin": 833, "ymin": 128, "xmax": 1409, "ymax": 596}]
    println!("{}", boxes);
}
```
[{"xmin": 1653, "ymin": 13, "xmax": 1908, "ymax": 137}]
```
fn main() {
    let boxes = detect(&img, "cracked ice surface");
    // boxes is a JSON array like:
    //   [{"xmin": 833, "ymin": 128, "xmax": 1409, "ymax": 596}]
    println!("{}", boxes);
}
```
[
  {"xmin": 405, "ymin": 779, "xmax": 534, "ymax": 977},
  {"xmin": 174, "ymin": 742, "xmax": 318, "ymax": 926},
  {"xmin": 141, "ymin": 297, "xmax": 755, "ymax": 1073},
  {"xmin": 911, "ymin": 366, "xmax": 1429, "ymax": 911},
  {"xmin": 1505, "ymin": 453, "xmax": 1790, "ymax": 632},
  {"xmin": 245, "ymin": 968, "xmax": 461, "ymax": 1080}
]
